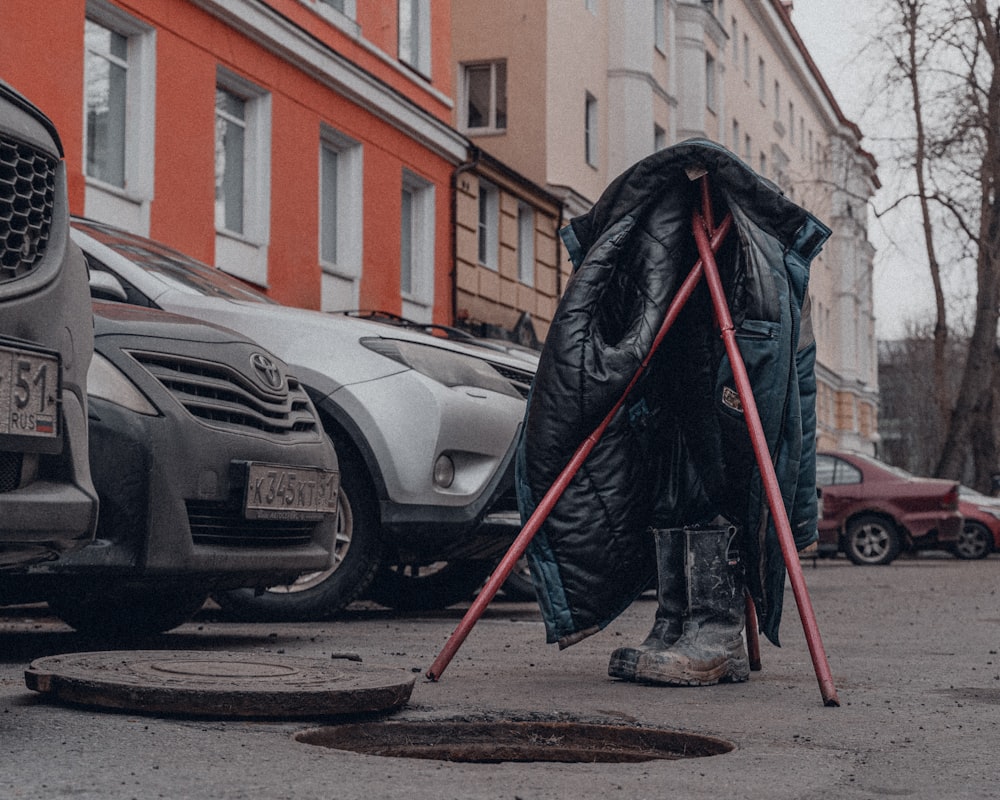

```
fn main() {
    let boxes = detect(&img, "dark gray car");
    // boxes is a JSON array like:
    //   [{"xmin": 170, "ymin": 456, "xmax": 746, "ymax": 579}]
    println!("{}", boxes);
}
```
[
  {"xmin": 0, "ymin": 80, "xmax": 98, "ymax": 566},
  {"xmin": 0, "ymin": 301, "xmax": 341, "ymax": 637}
]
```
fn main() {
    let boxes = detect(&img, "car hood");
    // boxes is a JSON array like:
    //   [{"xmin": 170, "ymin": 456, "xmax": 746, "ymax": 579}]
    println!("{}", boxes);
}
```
[
  {"xmin": 92, "ymin": 299, "xmax": 263, "ymax": 348},
  {"xmin": 149, "ymin": 290, "xmax": 537, "ymax": 390}
]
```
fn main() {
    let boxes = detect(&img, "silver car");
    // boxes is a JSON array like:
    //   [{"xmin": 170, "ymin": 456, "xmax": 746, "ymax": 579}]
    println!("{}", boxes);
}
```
[
  {"xmin": 0, "ymin": 81, "xmax": 97, "ymax": 566},
  {"xmin": 74, "ymin": 218, "xmax": 535, "ymax": 618}
]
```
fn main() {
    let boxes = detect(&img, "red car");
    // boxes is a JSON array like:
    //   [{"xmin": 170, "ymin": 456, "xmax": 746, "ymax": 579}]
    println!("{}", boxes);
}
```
[
  {"xmin": 954, "ymin": 486, "xmax": 1000, "ymax": 559},
  {"xmin": 815, "ymin": 451, "xmax": 962, "ymax": 565}
]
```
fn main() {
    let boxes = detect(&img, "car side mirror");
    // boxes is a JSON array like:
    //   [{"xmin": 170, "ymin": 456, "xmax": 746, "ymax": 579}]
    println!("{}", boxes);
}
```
[{"xmin": 89, "ymin": 271, "xmax": 128, "ymax": 302}]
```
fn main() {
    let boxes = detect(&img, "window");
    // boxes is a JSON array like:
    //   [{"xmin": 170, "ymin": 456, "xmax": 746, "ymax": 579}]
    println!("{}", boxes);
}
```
[
  {"xmin": 585, "ymin": 92, "xmax": 598, "ymax": 167},
  {"xmin": 759, "ymin": 152, "xmax": 767, "ymax": 175},
  {"xmin": 85, "ymin": 19, "xmax": 127, "ymax": 188},
  {"xmin": 319, "ymin": 0, "xmax": 346, "ymax": 11},
  {"xmin": 398, "ymin": 0, "xmax": 430, "ymax": 75},
  {"xmin": 758, "ymin": 57, "xmax": 765, "ymax": 104},
  {"xmin": 788, "ymin": 101, "xmax": 795, "ymax": 143},
  {"xmin": 731, "ymin": 119, "xmax": 739, "ymax": 153},
  {"xmin": 586, "ymin": 0, "xmax": 597, "ymax": 13},
  {"xmin": 83, "ymin": 3, "xmax": 155, "ymax": 233},
  {"xmin": 319, "ymin": 126, "xmax": 362, "ymax": 310},
  {"xmin": 731, "ymin": 18, "xmax": 738, "ymax": 64},
  {"xmin": 400, "ymin": 170, "xmax": 435, "ymax": 320},
  {"xmin": 463, "ymin": 61, "xmax": 507, "ymax": 132},
  {"xmin": 705, "ymin": 53, "xmax": 716, "ymax": 111},
  {"xmin": 654, "ymin": 124, "xmax": 666, "ymax": 152},
  {"xmin": 214, "ymin": 70, "xmax": 271, "ymax": 284},
  {"xmin": 773, "ymin": 80, "xmax": 781, "ymax": 119},
  {"xmin": 654, "ymin": 0, "xmax": 666, "ymax": 52},
  {"xmin": 744, "ymin": 134, "xmax": 751, "ymax": 161},
  {"xmin": 517, "ymin": 202, "xmax": 535, "ymax": 286},
  {"xmin": 742, "ymin": 34, "xmax": 749, "ymax": 76},
  {"xmin": 477, "ymin": 180, "xmax": 499, "ymax": 270}
]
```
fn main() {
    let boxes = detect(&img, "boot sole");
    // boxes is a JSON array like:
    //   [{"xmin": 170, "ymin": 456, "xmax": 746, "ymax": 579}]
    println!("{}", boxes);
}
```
[{"xmin": 635, "ymin": 658, "xmax": 750, "ymax": 686}]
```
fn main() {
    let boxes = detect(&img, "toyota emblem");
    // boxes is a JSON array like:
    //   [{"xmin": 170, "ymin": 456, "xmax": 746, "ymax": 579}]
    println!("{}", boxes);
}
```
[{"xmin": 250, "ymin": 352, "xmax": 284, "ymax": 390}]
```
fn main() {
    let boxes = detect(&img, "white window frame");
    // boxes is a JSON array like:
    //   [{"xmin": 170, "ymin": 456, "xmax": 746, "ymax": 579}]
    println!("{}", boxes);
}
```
[
  {"xmin": 319, "ymin": 125, "xmax": 363, "ymax": 311},
  {"xmin": 477, "ymin": 179, "xmax": 499, "ymax": 271},
  {"xmin": 400, "ymin": 170, "xmax": 435, "ymax": 321},
  {"xmin": 585, "ymin": 92, "xmax": 599, "ymax": 167},
  {"xmin": 461, "ymin": 61, "xmax": 507, "ymax": 133},
  {"xmin": 398, "ymin": 0, "xmax": 431, "ymax": 76},
  {"xmin": 705, "ymin": 53, "xmax": 717, "ymax": 111},
  {"xmin": 517, "ymin": 202, "xmax": 535, "ymax": 287},
  {"xmin": 214, "ymin": 69, "xmax": 271, "ymax": 286},
  {"xmin": 83, "ymin": 0, "xmax": 156, "ymax": 235},
  {"xmin": 306, "ymin": 0, "xmax": 360, "ymax": 35},
  {"xmin": 654, "ymin": 0, "xmax": 666, "ymax": 53}
]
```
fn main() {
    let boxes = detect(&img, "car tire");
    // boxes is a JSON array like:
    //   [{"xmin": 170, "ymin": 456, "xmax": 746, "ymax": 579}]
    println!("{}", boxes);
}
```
[
  {"xmin": 366, "ymin": 559, "xmax": 496, "ymax": 612},
  {"xmin": 47, "ymin": 583, "xmax": 209, "ymax": 638},
  {"xmin": 500, "ymin": 556, "xmax": 536, "ymax": 601},
  {"xmin": 953, "ymin": 521, "xmax": 993, "ymax": 560},
  {"xmin": 844, "ymin": 514, "xmax": 902, "ymax": 565},
  {"xmin": 212, "ymin": 445, "xmax": 382, "ymax": 621}
]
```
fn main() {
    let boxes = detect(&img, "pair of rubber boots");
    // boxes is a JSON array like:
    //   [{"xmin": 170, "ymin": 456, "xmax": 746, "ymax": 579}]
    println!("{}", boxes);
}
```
[{"xmin": 609, "ymin": 523, "xmax": 750, "ymax": 686}]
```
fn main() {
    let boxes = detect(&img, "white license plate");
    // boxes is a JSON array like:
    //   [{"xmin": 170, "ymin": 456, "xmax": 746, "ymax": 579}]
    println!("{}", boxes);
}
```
[
  {"xmin": 0, "ymin": 344, "xmax": 60, "ymax": 441},
  {"xmin": 243, "ymin": 462, "xmax": 340, "ymax": 520}
]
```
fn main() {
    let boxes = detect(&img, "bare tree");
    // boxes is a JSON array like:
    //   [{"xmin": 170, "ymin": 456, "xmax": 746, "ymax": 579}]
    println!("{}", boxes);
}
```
[{"xmin": 876, "ymin": 0, "xmax": 1000, "ymax": 490}]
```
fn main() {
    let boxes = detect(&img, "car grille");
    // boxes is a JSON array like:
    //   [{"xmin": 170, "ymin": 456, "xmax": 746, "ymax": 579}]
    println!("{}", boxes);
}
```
[
  {"xmin": 0, "ymin": 136, "xmax": 56, "ymax": 283},
  {"xmin": 489, "ymin": 362, "xmax": 534, "ymax": 399},
  {"xmin": 130, "ymin": 351, "xmax": 321, "ymax": 437},
  {"xmin": 187, "ymin": 499, "xmax": 316, "ymax": 548},
  {"xmin": 0, "ymin": 451, "xmax": 22, "ymax": 492}
]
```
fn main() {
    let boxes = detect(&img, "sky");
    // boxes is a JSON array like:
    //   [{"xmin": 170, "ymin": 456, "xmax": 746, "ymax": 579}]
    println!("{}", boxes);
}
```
[{"xmin": 789, "ymin": 0, "xmax": 937, "ymax": 340}]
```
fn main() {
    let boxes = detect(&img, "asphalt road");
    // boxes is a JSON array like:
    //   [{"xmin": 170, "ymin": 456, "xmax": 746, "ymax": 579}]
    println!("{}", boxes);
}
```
[{"xmin": 2, "ymin": 553, "xmax": 998, "ymax": 799}]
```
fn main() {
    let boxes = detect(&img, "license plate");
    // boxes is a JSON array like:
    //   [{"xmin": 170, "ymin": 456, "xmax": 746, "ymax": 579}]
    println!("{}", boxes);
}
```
[
  {"xmin": 243, "ymin": 462, "xmax": 340, "ymax": 520},
  {"xmin": 0, "ymin": 343, "xmax": 60, "ymax": 441}
]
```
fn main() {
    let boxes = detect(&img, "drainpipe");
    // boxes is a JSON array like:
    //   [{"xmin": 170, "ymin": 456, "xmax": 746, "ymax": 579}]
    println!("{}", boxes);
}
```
[{"xmin": 450, "ymin": 145, "xmax": 482, "ymax": 326}]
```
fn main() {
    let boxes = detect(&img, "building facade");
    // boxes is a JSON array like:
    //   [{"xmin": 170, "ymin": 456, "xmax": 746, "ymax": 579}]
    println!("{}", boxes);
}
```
[
  {"xmin": 1, "ymin": 0, "xmax": 561, "ymax": 335},
  {"xmin": 2, "ymin": 0, "xmax": 880, "ymax": 450},
  {"xmin": 451, "ymin": 0, "xmax": 881, "ymax": 452}
]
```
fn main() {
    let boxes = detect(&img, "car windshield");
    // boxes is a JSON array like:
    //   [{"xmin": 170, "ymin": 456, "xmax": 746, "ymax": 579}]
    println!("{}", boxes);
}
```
[{"xmin": 73, "ymin": 219, "xmax": 276, "ymax": 304}]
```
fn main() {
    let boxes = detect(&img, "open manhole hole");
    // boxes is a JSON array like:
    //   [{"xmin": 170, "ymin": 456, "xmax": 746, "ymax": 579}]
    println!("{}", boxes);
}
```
[{"xmin": 296, "ymin": 719, "xmax": 733, "ymax": 763}]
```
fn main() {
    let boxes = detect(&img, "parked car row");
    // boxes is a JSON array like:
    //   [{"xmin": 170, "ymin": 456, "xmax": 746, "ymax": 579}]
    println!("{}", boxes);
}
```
[
  {"xmin": 1, "ymin": 81, "xmax": 538, "ymax": 638},
  {"xmin": 815, "ymin": 450, "xmax": 1000, "ymax": 565}
]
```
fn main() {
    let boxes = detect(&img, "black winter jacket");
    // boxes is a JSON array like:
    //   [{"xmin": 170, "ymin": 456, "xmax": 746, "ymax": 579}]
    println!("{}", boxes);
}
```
[{"xmin": 515, "ymin": 139, "xmax": 830, "ymax": 648}]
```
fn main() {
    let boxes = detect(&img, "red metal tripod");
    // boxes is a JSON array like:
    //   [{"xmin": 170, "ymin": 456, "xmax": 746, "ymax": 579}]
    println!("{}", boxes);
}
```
[{"xmin": 426, "ymin": 175, "xmax": 839, "ymax": 707}]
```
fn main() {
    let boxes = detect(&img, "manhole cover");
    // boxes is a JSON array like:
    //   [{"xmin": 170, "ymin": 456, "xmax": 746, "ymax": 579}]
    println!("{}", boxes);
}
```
[
  {"xmin": 296, "ymin": 719, "xmax": 734, "ymax": 763},
  {"xmin": 25, "ymin": 651, "xmax": 414, "ymax": 719}
]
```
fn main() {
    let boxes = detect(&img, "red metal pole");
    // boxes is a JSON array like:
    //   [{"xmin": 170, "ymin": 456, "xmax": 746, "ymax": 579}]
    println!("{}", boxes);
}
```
[
  {"xmin": 691, "ymin": 203, "xmax": 840, "ymax": 707},
  {"xmin": 425, "ymin": 215, "xmax": 734, "ymax": 682}
]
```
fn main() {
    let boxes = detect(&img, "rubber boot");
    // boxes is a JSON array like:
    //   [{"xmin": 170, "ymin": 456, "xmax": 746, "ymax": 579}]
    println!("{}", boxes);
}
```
[
  {"xmin": 608, "ymin": 528, "xmax": 685, "ymax": 680},
  {"xmin": 634, "ymin": 523, "xmax": 750, "ymax": 686}
]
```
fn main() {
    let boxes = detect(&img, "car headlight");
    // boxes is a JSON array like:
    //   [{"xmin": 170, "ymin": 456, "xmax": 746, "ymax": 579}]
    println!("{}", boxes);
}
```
[
  {"xmin": 87, "ymin": 352, "xmax": 158, "ymax": 415},
  {"xmin": 361, "ymin": 337, "xmax": 520, "ymax": 398}
]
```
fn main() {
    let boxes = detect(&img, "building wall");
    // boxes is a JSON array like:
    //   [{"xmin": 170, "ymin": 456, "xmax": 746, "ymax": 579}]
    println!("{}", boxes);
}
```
[
  {"xmin": 452, "ymin": 0, "xmax": 881, "ymax": 452},
  {"xmin": 0, "ymin": 0, "xmax": 465, "ymax": 323},
  {"xmin": 453, "ymin": 156, "xmax": 564, "ymax": 341}
]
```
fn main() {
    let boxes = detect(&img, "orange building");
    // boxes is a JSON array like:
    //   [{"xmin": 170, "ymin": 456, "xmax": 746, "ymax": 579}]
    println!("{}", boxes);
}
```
[{"xmin": 1, "ymin": 0, "xmax": 470, "ymax": 321}]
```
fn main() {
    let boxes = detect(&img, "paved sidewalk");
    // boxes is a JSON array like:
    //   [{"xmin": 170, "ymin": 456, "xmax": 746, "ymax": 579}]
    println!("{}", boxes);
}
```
[{"xmin": 1, "ymin": 555, "xmax": 998, "ymax": 799}]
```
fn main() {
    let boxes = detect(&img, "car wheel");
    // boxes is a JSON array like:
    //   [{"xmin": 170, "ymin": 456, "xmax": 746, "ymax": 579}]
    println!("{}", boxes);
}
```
[
  {"xmin": 212, "ymin": 446, "xmax": 382, "ymax": 621},
  {"xmin": 47, "ymin": 583, "xmax": 209, "ymax": 638},
  {"xmin": 844, "ymin": 514, "xmax": 902, "ymax": 565},
  {"xmin": 366, "ymin": 559, "xmax": 496, "ymax": 612},
  {"xmin": 953, "ymin": 521, "xmax": 993, "ymax": 560},
  {"xmin": 500, "ymin": 556, "xmax": 536, "ymax": 601}
]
